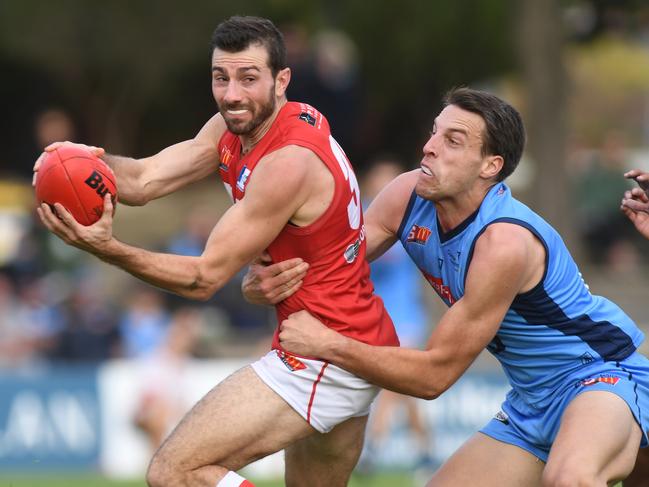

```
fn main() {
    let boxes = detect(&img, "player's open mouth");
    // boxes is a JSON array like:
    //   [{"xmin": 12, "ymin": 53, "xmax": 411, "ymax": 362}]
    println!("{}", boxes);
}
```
[
  {"xmin": 421, "ymin": 165, "xmax": 433, "ymax": 176},
  {"xmin": 227, "ymin": 109, "xmax": 248, "ymax": 115}
]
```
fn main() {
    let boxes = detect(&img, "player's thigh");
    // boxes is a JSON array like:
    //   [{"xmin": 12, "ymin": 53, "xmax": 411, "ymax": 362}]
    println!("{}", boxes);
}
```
[
  {"xmin": 426, "ymin": 432, "xmax": 544, "ymax": 487},
  {"xmin": 544, "ymin": 390, "xmax": 642, "ymax": 484},
  {"xmin": 284, "ymin": 414, "xmax": 368, "ymax": 487},
  {"xmin": 153, "ymin": 365, "xmax": 316, "ymax": 472}
]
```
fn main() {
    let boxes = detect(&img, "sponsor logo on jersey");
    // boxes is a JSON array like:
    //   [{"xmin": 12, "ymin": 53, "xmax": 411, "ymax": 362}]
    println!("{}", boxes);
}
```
[
  {"xmin": 494, "ymin": 410, "xmax": 509, "ymax": 425},
  {"xmin": 236, "ymin": 165, "xmax": 251, "ymax": 192},
  {"xmin": 276, "ymin": 350, "xmax": 307, "ymax": 371},
  {"xmin": 219, "ymin": 146, "xmax": 234, "ymax": 171},
  {"xmin": 423, "ymin": 272, "xmax": 457, "ymax": 305},
  {"xmin": 407, "ymin": 224, "xmax": 432, "ymax": 245},
  {"xmin": 580, "ymin": 376, "xmax": 620, "ymax": 387},
  {"xmin": 343, "ymin": 225, "xmax": 366, "ymax": 263},
  {"xmin": 299, "ymin": 111, "xmax": 317, "ymax": 126}
]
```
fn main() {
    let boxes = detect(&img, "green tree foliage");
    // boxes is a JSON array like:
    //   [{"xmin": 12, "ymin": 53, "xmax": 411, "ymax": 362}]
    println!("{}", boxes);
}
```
[{"xmin": 0, "ymin": 0, "xmax": 515, "ymax": 175}]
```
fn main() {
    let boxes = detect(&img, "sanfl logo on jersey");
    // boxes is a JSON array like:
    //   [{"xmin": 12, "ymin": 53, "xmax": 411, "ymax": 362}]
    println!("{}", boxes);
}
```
[
  {"xmin": 236, "ymin": 166, "xmax": 251, "ymax": 192},
  {"xmin": 407, "ymin": 224, "xmax": 432, "ymax": 245}
]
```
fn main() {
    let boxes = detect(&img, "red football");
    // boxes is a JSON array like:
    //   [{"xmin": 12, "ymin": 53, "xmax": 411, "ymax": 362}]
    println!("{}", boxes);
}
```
[{"xmin": 35, "ymin": 145, "xmax": 118, "ymax": 226}]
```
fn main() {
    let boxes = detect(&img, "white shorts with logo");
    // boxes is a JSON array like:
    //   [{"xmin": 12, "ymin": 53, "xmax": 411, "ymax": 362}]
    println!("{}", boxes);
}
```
[{"xmin": 251, "ymin": 349, "xmax": 380, "ymax": 433}]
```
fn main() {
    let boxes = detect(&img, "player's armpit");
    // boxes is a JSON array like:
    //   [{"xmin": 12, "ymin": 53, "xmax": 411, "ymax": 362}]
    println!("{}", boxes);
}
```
[{"xmin": 364, "ymin": 170, "xmax": 418, "ymax": 261}]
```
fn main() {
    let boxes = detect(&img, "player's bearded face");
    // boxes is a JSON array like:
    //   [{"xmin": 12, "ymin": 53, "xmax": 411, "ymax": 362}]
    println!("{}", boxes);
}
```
[{"xmin": 220, "ymin": 83, "xmax": 276, "ymax": 135}]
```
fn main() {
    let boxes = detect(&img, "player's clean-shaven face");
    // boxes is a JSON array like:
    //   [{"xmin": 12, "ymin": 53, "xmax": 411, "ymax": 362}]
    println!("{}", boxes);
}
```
[
  {"xmin": 211, "ymin": 43, "xmax": 277, "ymax": 136},
  {"xmin": 415, "ymin": 104, "xmax": 488, "ymax": 202}
]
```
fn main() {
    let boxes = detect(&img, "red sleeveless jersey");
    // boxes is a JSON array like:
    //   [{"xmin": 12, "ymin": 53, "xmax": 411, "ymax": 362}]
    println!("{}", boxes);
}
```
[{"xmin": 217, "ymin": 102, "xmax": 399, "ymax": 350}]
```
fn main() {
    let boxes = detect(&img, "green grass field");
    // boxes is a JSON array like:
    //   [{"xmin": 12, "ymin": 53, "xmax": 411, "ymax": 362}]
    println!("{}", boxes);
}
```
[
  {"xmin": 0, "ymin": 473, "xmax": 627, "ymax": 487},
  {"xmin": 0, "ymin": 472, "xmax": 417, "ymax": 487}
]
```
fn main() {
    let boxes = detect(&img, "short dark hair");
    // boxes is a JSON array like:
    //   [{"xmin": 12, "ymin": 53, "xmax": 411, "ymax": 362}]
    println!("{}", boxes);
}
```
[
  {"xmin": 210, "ymin": 16, "xmax": 287, "ymax": 77},
  {"xmin": 443, "ymin": 87, "xmax": 526, "ymax": 181}
]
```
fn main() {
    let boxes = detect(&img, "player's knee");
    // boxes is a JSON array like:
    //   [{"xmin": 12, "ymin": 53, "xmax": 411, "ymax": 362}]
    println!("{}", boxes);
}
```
[{"xmin": 146, "ymin": 450, "xmax": 184, "ymax": 487}]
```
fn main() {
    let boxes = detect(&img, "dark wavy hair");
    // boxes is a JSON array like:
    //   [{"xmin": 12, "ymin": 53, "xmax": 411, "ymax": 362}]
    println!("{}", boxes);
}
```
[
  {"xmin": 210, "ymin": 16, "xmax": 287, "ymax": 77},
  {"xmin": 444, "ymin": 87, "xmax": 526, "ymax": 181}
]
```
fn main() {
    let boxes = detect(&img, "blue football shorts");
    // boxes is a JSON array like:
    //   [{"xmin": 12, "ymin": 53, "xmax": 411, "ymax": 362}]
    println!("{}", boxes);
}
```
[{"xmin": 480, "ymin": 351, "xmax": 649, "ymax": 462}]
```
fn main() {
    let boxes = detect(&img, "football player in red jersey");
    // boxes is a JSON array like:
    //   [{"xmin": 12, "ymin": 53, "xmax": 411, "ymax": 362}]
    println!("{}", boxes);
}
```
[{"xmin": 33, "ymin": 16, "xmax": 398, "ymax": 487}]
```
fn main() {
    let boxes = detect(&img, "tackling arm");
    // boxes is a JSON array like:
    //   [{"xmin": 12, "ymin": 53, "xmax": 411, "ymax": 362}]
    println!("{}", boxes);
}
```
[{"xmin": 279, "ymin": 223, "xmax": 538, "ymax": 398}]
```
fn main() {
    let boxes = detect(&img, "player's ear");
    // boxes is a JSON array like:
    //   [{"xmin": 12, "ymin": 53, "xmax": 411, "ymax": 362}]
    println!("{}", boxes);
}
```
[
  {"xmin": 482, "ymin": 155, "xmax": 504, "ymax": 180},
  {"xmin": 275, "ymin": 67, "xmax": 291, "ymax": 97}
]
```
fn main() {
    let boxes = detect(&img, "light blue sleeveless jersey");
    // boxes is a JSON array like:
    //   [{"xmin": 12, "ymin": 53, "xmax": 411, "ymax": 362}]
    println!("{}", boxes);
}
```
[{"xmin": 397, "ymin": 182, "xmax": 644, "ymax": 409}]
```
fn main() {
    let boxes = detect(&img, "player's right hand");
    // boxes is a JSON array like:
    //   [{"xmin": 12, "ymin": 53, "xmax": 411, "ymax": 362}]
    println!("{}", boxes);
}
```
[
  {"xmin": 32, "ymin": 141, "xmax": 105, "ymax": 187},
  {"xmin": 242, "ymin": 251, "xmax": 309, "ymax": 305}
]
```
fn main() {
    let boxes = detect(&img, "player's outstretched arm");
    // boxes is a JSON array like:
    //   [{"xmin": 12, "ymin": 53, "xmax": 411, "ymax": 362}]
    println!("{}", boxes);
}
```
[
  {"xmin": 38, "ymin": 145, "xmax": 314, "ymax": 301},
  {"xmin": 279, "ymin": 223, "xmax": 535, "ymax": 399},
  {"xmin": 32, "ymin": 114, "xmax": 226, "ymax": 206}
]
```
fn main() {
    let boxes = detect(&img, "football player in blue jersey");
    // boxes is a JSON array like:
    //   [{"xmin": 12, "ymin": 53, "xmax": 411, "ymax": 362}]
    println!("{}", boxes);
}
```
[{"xmin": 243, "ymin": 87, "xmax": 649, "ymax": 486}]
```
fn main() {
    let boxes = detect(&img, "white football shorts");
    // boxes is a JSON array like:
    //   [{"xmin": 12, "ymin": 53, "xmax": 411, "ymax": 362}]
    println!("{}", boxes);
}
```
[{"xmin": 251, "ymin": 349, "xmax": 380, "ymax": 433}]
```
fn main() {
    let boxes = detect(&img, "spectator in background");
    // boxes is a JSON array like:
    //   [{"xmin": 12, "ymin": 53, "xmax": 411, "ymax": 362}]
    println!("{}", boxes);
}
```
[
  {"xmin": 0, "ymin": 273, "xmax": 31, "ymax": 367},
  {"xmin": 572, "ymin": 130, "xmax": 639, "ymax": 270},
  {"xmin": 52, "ymin": 274, "xmax": 120, "ymax": 363},
  {"xmin": 360, "ymin": 158, "xmax": 435, "ymax": 471},
  {"xmin": 166, "ymin": 205, "xmax": 272, "ymax": 346},
  {"xmin": 34, "ymin": 109, "xmax": 76, "ymax": 151},
  {"xmin": 134, "ymin": 306, "xmax": 202, "ymax": 452},
  {"xmin": 29, "ymin": 108, "xmax": 83, "ymax": 273},
  {"xmin": 119, "ymin": 286, "xmax": 170, "ymax": 359},
  {"xmin": 0, "ymin": 274, "xmax": 64, "ymax": 368},
  {"xmin": 167, "ymin": 205, "xmax": 217, "ymax": 258},
  {"xmin": 284, "ymin": 27, "xmax": 364, "ymax": 169}
]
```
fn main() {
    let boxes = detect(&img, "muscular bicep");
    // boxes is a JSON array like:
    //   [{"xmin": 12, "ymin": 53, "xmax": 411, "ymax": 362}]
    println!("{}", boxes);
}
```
[
  {"xmin": 195, "ymin": 149, "xmax": 311, "ymax": 294},
  {"xmin": 137, "ymin": 115, "xmax": 225, "ymax": 202}
]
